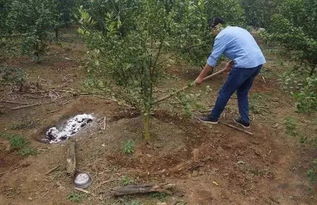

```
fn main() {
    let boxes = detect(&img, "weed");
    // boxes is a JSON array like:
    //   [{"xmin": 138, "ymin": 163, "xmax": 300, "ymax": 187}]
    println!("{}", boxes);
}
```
[
  {"xmin": 0, "ymin": 66, "xmax": 25, "ymax": 86},
  {"xmin": 123, "ymin": 140, "xmax": 135, "ymax": 155},
  {"xmin": 8, "ymin": 135, "xmax": 28, "ymax": 150},
  {"xmin": 150, "ymin": 192, "xmax": 169, "ymax": 201},
  {"xmin": 18, "ymin": 147, "xmax": 38, "ymax": 156},
  {"xmin": 120, "ymin": 176, "xmax": 135, "ymax": 186},
  {"xmin": 0, "ymin": 132, "xmax": 37, "ymax": 156},
  {"xmin": 175, "ymin": 91, "xmax": 204, "ymax": 118},
  {"xmin": 284, "ymin": 117, "xmax": 297, "ymax": 136},
  {"xmin": 307, "ymin": 159, "xmax": 317, "ymax": 183},
  {"xmin": 249, "ymin": 93, "xmax": 270, "ymax": 115},
  {"xmin": 67, "ymin": 192, "xmax": 86, "ymax": 203}
]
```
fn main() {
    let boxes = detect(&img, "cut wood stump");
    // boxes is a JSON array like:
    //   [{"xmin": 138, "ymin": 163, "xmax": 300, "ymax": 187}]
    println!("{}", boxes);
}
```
[
  {"xmin": 111, "ymin": 184, "xmax": 175, "ymax": 197},
  {"xmin": 66, "ymin": 140, "xmax": 77, "ymax": 177}
]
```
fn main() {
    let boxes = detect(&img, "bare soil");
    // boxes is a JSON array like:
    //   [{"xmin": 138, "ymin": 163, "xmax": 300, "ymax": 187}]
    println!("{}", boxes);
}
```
[{"xmin": 0, "ymin": 29, "xmax": 316, "ymax": 205}]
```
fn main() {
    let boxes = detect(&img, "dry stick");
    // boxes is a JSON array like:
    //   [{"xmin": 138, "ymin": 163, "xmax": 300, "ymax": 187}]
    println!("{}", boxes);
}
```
[
  {"xmin": 10, "ymin": 101, "xmax": 55, "ymax": 110},
  {"xmin": 111, "ymin": 184, "xmax": 175, "ymax": 197},
  {"xmin": 102, "ymin": 117, "xmax": 107, "ymax": 130},
  {"xmin": 154, "ymin": 68, "xmax": 227, "ymax": 105},
  {"xmin": 0, "ymin": 100, "xmax": 29, "ymax": 105},
  {"xmin": 75, "ymin": 187, "xmax": 91, "ymax": 194},
  {"xmin": 45, "ymin": 165, "xmax": 60, "ymax": 175},
  {"xmin": 11, "ymin": 103, "xmax": 42, "ymax": 110},
  {"xmin": 219, "ymin": 122, "xmax": 254, "ymax": 136}
]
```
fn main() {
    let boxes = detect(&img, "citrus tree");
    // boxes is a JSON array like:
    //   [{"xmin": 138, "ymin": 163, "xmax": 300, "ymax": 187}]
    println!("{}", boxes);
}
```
[
  {"xmin": 53, "ymin": 0, "xmax": 77, "ymax": 40},
  {"xmin": 6, "ymin": 0, "xmax": 58, "ymax": 61},
  {"xmin": 264, "ymin": 0, "xmax": 317, "ymax": 112},
  {"xmin": 79, "ymin": 0, "xmax": 177, "ymax": 139},
  {"xmin": 240, "ymin": 0, "xmax": 281, "ymax": 28}
]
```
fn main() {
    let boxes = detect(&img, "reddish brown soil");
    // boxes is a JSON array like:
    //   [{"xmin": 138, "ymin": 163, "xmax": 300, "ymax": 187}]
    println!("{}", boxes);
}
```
[{"xmin": 0, "ymin": 30, "xmax": 316, "ymax": 205}]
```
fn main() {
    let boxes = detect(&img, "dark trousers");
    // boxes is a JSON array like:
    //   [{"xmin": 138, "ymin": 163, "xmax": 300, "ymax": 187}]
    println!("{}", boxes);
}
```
[{"xmin": 210, "ymin": 65, "xmax": 262, "ymax": 123}]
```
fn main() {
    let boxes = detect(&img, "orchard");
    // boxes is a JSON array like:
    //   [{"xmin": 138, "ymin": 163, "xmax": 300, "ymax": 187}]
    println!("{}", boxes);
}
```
[{"xmin": 0, "ymin": 0, "xmax": 317, "ymax": 204}]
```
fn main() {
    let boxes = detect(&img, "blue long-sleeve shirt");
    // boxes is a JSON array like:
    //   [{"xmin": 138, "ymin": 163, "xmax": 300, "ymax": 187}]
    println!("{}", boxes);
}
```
[{"xmin": 207, "ymin": 26, "xmax": 266, "ymax": 69}]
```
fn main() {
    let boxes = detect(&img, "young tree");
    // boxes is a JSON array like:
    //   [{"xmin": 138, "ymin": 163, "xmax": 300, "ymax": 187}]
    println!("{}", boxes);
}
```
[
  {"xmin": 6, "ymin": 0, "xmax": 58, "ymax": 61},
  {"xmin": 0, "ymin": 0, "xmax": 13, "ymax": 34},
  {"xmin": 264, "ymin": 0, "xmax": 317, "ymax": 112},
  {"xmin": 53, "ymin": 0, "xmax": 77, "ymax": 40},
  {"xmin": 79, "ymin": 0, "xmax": 176, "ymax": 139},
  {"xmin": 240, "ymin": 0, "xmax": 281, "ymax": 28}
]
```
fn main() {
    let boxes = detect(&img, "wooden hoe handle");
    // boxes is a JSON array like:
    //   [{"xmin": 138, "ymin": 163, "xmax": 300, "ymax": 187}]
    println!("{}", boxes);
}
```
[{"xmin": 154, "ymin": 68, "xmax": 226, "ymax": 104}]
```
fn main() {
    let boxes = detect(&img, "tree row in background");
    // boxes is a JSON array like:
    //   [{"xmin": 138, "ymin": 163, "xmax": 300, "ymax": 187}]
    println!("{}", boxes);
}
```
[
  {"xmin": 0, "ymin": 0, "xmax": 79, "ymax": 61},
  {"xmin": 0, "ymin": 0, "xmax": 316, "ymax": 114}
]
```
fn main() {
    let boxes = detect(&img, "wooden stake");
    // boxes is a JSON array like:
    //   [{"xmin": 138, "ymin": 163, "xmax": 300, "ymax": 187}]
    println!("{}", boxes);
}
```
[{"xmin": 66, "ymin": 141, "xmax": 77, "ymax": 177}]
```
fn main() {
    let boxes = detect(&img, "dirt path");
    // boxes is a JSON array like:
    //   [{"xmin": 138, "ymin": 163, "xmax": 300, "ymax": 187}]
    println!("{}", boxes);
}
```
[{"xmin": 0, "ymin": 30, "xmax": 316, "ymax": 205}]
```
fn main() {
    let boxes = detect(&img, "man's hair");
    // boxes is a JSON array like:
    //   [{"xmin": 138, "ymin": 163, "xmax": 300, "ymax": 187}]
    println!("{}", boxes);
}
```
[{"xmin": 209, "ymin": 17, "xmax": 225, "ymax": 29}]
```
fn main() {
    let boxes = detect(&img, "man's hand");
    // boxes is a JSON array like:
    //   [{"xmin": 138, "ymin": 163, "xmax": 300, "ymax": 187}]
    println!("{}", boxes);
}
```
[
  {"xmin": 194, "ymin": 64, "xmax": 214, "ymax": 85},
  {"xmin": 194, "ymin": 76, "xmax": 204, "ymax": 85}
]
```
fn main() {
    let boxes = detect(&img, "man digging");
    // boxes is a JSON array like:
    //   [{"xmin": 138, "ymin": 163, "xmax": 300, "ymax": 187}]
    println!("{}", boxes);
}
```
[{"xmin": 195, "ymin": 17, "xmax": 266, "ymax": 128}]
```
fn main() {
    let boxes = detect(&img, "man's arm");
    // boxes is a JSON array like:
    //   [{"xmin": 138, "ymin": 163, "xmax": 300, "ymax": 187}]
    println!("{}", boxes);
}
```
[
  {"xmin": 195, "ymin": 35, "xmax": 227, "ymax": 85},
  {"xmin": 194, "ymin": 60, "xmax": 233, "ymax": 85},
  {"xmin": 194, "ymin": 64, "xmax": 214, "ymax": 84}
]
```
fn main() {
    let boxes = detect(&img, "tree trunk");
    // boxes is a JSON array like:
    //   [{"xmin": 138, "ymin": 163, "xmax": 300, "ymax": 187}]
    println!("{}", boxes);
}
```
[
  {"xmin": 143, "ymin": 112, "xmax": 150, "ymax": 140},
  {"xmin": 310, "ymin": 65, "xmax": 316, "ymax": 76},
  {"xmin": 55, "ymin": 28, "xmax": 59, "ymax": 41}
]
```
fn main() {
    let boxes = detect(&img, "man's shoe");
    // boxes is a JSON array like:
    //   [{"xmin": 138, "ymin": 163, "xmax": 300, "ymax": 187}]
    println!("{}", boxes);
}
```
[
  {"xmin": 233, "ymin": 118, "xmax": 250, "ymax": 129},
  {"xmin": 199, "ymin": 116, "xmax": 218, "ymax": 124}
]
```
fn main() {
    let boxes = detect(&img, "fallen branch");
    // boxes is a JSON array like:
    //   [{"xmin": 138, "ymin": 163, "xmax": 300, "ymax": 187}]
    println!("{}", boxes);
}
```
[
  {"xmin": 11, "ymin": 101, "xmax": 55, "ymax": 110},
  {"xmin": 0, "ymin": 100, "xmax": 29, "ymax": 105},
  {"xmin": 11, "ymin": 103, "xmax": 41, "ymax": 110},
  {"xmin": 45, "ymin": 165, "xmax": 60, "ymax": 175},
  {"xmin": 111, "ymin": 184, "xmax": 175, "ymax": 197},
  {"xmin": 66, "ymin": 140, "xmax": 77, "ymax": 177},
  {"xmin": 220, "ymin": 122, "xmax": 254, "ymax": 136}
]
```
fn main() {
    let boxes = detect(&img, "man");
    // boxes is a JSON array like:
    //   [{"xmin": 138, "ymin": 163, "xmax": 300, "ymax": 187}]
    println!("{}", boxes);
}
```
[{"xmin": 195, "ymin": 17, "xmax": 266, "ymax": 128}]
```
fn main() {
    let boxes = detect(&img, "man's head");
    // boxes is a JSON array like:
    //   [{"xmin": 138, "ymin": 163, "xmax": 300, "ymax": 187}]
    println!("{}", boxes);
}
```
[{"xmin": 209, "ymin": 17, "xmax": 225, "ymax": 36}]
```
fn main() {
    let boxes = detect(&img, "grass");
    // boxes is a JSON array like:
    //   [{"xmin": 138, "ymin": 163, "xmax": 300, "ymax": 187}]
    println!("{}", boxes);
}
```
[
  {"xmin": 307, "ymin": 159, "xmax": 317, "ymax": 183},
  {"xmin": 67, "ymin": 192, "xmax": 87, "ymax": 203},
  {"xmin": 120, "ymin": 176, "xmax": 135, "ymax": 186},
  {"xmin": 249, "ymin": 93, "xmax": 271, "ymax": 115},
  {"xmin": 283, "ymin": 117, "xmax": 297, "ymax": 136},
  {"xmin": 0, "ymin": 132, "xmax": 37, "ymax": 156},
  {"xmin": 18, "ymin": 147, "xmax": 38, "ymax": 156},
  {"xmin": 122, "ymin": 140, "xmax": 135, "ymax": 155},
  {"xmin": 8, "ymin": 134, "xmax": 29, "ymax": 149},
  {"xmin": 150, "ymin": 192, "xmax": 169, "ymax": 202}
]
